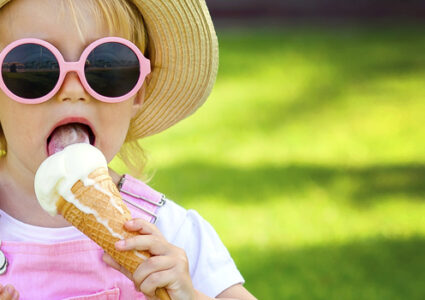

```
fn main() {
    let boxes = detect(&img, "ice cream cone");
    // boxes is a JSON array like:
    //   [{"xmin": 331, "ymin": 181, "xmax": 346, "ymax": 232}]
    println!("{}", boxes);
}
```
[
  {"xmin": 56, "ymin": 167, "xmax": 150, "ymax": 273},
  {"xmin": 57, "ymin": 167, "xmax": 171, "ymax": 299}
]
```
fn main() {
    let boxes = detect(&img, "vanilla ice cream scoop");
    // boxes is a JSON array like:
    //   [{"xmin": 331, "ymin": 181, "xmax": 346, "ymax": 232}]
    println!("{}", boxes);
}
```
[{"xmin": 34, "ymin": 143, "xmax": 107, "ymax": 215}]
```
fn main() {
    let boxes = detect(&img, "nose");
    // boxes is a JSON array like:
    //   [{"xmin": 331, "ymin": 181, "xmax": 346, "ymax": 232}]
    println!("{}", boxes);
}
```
[{"xmin": 55, "ymin": 71, "xmax": 91, "ymax": 103}]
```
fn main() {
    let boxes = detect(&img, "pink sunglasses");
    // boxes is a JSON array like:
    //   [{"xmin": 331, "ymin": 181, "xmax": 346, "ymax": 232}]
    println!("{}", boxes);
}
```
[{"xmin": 0, "ymin": 37, "xmax": 151, "ymax": 104}]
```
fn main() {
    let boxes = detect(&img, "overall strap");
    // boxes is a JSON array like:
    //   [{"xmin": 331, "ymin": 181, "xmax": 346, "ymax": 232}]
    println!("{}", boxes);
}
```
[{"xmin": 117, "ymin": 174, "xmax": 165, "ymax": 224}]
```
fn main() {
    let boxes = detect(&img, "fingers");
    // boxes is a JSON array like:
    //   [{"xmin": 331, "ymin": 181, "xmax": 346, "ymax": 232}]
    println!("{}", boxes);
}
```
[
  {"xmin": 111, "ymin": 218, "xmax": 194, "ymax": 298},
  {"xmin": 115, "ymin": 235, "xmax": 168, "ymax": 256},
  {"xmin": 133, "ymin": 255, "xmax": 174, "ymax": 288},
  {"xmin": 116, "ymin": 220, "xmax": 170, "ymax": 256},
  {"xmin": 133, "ymin": 249, "xmax": 191, "ymax": 298},
  {"xmin": 138, "ymin": 269, "xmax": 173, "ymax": 298},
  {"xmin": 137, "ymin": 266, "xmax": 194, "ymax": 300},
  {"xmin": 0, "ymin": 284, "xmax": 19, "ymax": 300},
  {"xmin": 124, "ymin": 219, "xmax": 161, "ymax": 236}
]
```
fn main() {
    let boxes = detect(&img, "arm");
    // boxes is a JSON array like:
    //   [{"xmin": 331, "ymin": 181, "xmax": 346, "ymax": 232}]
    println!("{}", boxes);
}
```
[
  {"xmin": 195, "ymin": 284, "xmax": 257, "ymax": 300},
  {"xmin": 216, "ymin": 284, "xmax": 257, "ymax": 300}
]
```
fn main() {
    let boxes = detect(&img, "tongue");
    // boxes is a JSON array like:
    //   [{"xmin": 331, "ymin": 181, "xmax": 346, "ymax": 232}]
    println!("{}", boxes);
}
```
[{"xmin": 47, "ymin": 124, "xmax": 90, "ymax": 156}]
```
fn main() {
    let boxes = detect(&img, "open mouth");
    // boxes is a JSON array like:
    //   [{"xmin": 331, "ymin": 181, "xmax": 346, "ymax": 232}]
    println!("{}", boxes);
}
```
[{"xmin": 47, "ymin": 123, "xmax": 95, "ymax": 156}]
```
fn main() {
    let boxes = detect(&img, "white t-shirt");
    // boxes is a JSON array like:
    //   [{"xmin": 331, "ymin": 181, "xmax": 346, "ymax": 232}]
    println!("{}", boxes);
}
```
[{"xmin": 0, "ymin": 199, "xmax": 244, "ymax": 297}]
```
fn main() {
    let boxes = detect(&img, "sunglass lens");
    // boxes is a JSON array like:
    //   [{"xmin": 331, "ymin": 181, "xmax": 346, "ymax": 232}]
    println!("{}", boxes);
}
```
[
  {"xmin": 85, "ymin": 42, "xmax": 140, "ymax": 98},
  {"xmin": 2, "ymin": 44, "xmax": 59, "ymax": 99}
]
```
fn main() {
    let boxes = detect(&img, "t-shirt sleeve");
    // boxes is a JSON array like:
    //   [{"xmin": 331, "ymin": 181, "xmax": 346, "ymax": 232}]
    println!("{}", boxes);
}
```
[{"xmin": 156, "ymin": 200, "xmax": 245, "ymax": 298}]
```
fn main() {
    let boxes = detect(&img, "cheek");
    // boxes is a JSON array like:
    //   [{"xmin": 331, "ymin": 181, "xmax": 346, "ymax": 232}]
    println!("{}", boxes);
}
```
[
  {"xmin": 3, "ymin": 116, "xmax": 45, "ymax": 157},
  {"xmin": 0, "ymin": 104, "xmax": 48, "ymax": 170},
  {"xmin": 100, "ymin": 102, "xmax": 134, "ymax": 132},
  {"xmin": 0, "ymin": 105, "xmax": 41, "ymax": 141},
  {"xmin": 97, "ymin": 103, "xmax": 134, "ymax": 161}
]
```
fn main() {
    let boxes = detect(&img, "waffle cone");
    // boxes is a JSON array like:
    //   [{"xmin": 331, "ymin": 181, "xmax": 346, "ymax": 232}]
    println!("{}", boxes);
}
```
[{"xmin": 56, "ymin": 167, "xmax": 150, "ymax": 274}]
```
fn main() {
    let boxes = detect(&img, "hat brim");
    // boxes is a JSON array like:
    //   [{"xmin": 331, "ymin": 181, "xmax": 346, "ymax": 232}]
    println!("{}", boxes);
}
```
[{"xmin": 129, "ymin": 0, "xmax": 218, "ymax": 140}]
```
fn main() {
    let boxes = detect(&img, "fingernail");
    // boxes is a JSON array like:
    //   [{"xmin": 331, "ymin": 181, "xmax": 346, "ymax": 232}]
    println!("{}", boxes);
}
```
[
  {"xmin": 6, "ymin": 285, "xmax": 14, "ymax": 294},
  {"xmin": 126, "ymin": 220, "xmax": 134, "ymax": 226},
  {"xmin": 115, "ymin": 240, "xmax": 125, "ymax": 249}
]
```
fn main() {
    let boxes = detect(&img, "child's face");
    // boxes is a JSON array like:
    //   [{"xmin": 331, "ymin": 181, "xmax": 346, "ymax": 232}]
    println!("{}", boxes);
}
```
[{"xmin": 0, "ymin": 0, "xmax": 143, "ymax": 176}]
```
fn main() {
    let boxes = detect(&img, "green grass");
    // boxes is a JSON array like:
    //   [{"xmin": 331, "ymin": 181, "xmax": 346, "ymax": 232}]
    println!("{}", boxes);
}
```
[{"xmin": 111, "ymin": 26, "xmax": 425, "ymax": 299}]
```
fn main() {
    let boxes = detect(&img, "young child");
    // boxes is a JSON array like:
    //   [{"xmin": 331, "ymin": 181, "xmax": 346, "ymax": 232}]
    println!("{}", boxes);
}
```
[{"xmin": 0, "ymin": 0, "xmax": 257, "ymax": 299}]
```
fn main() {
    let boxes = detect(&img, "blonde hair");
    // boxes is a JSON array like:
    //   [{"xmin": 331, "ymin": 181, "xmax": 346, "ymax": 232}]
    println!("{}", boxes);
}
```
[{"xmin": 0, "ymin": 0, "xmax": 149, "ymax": 178}]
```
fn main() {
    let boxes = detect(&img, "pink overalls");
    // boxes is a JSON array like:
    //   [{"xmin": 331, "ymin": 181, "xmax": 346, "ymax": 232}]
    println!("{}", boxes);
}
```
[{"xmin": 0, "ymin": 174, "xmax": 164, "ymax": 300}]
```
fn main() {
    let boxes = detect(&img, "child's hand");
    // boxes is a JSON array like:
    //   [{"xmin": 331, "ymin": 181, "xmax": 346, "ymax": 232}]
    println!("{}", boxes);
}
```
[
  {"xmin": 102, "ymin": 218, "xmax": 195, "ymax": 300},
  {"xmin": 0, "ymin": 284, "xmax": 19, "ymax": 300}
]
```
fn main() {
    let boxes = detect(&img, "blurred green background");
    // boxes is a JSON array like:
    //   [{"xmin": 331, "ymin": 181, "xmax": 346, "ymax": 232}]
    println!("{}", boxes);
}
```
[{"xmin": 112, "ymin": 5, "xmax": 425, "ymax": 299}]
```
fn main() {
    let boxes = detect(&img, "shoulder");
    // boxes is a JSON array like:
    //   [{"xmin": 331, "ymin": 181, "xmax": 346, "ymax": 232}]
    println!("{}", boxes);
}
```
[
  {"xmin": 155, "ymin": 199, "xmax": 207, "ymax": 245},
  {"xmin": 156, "ymin": 199, "xmax": 226, "ymax": 251}
]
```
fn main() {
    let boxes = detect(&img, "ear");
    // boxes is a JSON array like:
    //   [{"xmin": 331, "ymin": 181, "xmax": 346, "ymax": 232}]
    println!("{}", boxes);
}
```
[{"xmin": 131, "ymin": 84, "xmax": 146, "ymax": 118}]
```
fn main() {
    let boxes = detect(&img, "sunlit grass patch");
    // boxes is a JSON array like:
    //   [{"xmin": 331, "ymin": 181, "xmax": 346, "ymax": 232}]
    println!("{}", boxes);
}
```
[{"xmin": 111, "ymin": 25, "xmax": 425, "ymax": 299}]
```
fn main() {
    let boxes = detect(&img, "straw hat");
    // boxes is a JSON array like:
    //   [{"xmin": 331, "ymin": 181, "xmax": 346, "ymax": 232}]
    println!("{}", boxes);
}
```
[{"xmin": 0, "ymin": 0, "xmax": 219, "ymax": 140}]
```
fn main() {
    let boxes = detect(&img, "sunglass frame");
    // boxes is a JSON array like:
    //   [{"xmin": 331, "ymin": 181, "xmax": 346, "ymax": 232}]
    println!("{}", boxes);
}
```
[{"xmin": 0, "ymin": 36, "xmax": 151, "ymax": 104}]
